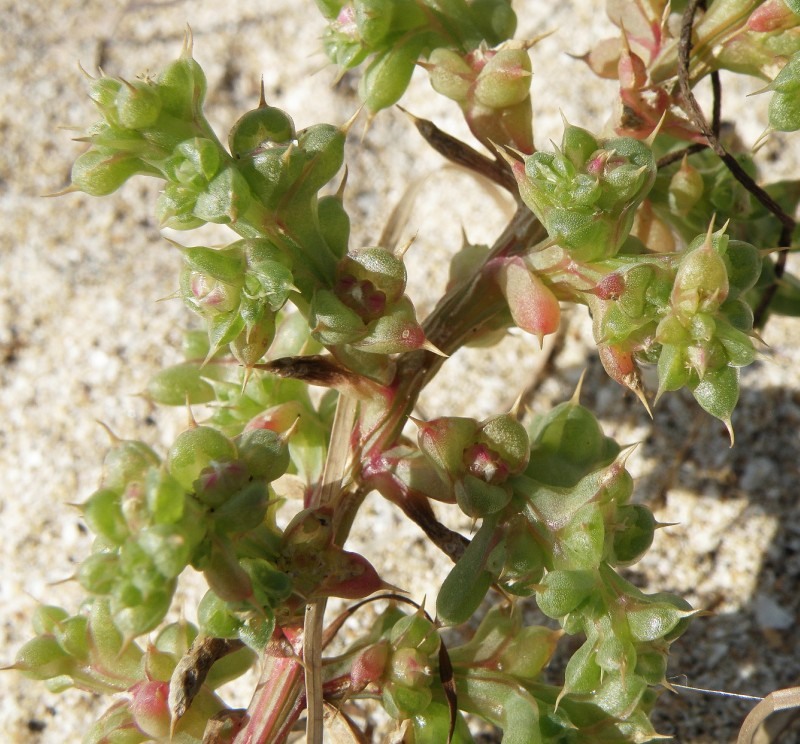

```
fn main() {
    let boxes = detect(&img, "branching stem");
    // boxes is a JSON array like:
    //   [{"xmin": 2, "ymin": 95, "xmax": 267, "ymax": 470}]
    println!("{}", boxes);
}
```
[{"xmin": 678, "ymin": 0, "xmax": 796, "ymax": 324}]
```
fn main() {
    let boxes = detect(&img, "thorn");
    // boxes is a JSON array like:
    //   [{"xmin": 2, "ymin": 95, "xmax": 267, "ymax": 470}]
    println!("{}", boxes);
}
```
[
  {"xmin": 155, "ymin": 288, "xmax": 182, "ymax": 303},
  {"xmin": 182, "ymin": 24, "xmax": 194, "ymax": 58},
  {"xmin": 570, "ymin": 369, "xmax": 587, "ymax": 405},
  {"xmin": 394, "ymin": 233, "xmax": 417, "ymax": 259},
  {"xmin": 724, "ymin": 418, "xmax": 735, "ymax": 447},
  {"xmin": 408, "ymin": 415, "xmax": 425, "ymax": 428},
  {"xmin": 77, "ymin": 61, "xmax": 95, "ymax": 80},
  {"xmin": 95, "ymin": 420, "xmax": 122, "ymax": 445},
  {"xmin": 494, "ymin": 144, "xmax": 525, "ymax": 170},
  {"xmin": 632, "ymin": 385, "xmax": 653, "ymax": 418},
  {"xmin": 702, "ymin": 215, "xmax": 717, "ymax": 248},
  {"xmin": 341, "ymin": 106, "xmax": 363, "ymax": 136},
  {"xmin": 521, "ymin": 29, "xmax": 557, "ymax": 50},
  {"xmin": 509, "ymin": 392, "xmax": 525, "ymax": 419},
  {"xmin": 617, "ymin": 442, "xmax": 640, "ymax": 465},
  {"xmin": 239, "ymin": 365, "xmax": 253, "ymax": 394},
  {"xmin": 654, "ymin": 520, "xmax": 679, "ymax": 529},
  {"xmin": 42, "ymin": 185, "xmax": 81, "ymax": 198},
  {"xmin": 281, "ymin": 415, "xmax": 302, "ymax": 443},
  {"xmin": 360, "ymin": 111, "xmax": 377, "ymax": 144},
  {"xmin": 420, "ymin": 339, "xmax": 449, "ymax": 357},
  {"xmin": 752, "ymin": 125, "xmax": 773, "ymax": 153},
  {"xmin": 747, "ymin": 80, "xmax": 775, "ymax": 97},
  {"xmin": 258, "ymin": 77, "xmax": 267, "ymax": 108},
  {"xmin": 335, "ymin": 166, "xmax": 349, "ymax": 199},
  {"xmin": 644, "ymin": 110, "xmax": 668, "ymax": 147},
  {"xmin": 185, "ymin": 396, "xmax": 198, "ymax": 428}
]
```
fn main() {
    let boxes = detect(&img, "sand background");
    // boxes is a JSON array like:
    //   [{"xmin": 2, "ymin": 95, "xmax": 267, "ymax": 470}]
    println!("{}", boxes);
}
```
[{"xmin": 2, "ymin": 1, "xmax": 800, "ymax": 741}]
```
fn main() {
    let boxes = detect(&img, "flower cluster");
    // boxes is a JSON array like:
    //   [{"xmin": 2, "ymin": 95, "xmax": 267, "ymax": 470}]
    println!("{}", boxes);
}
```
[
  {"xmin": 510, "ymin": 124, "xmax": 657, "ymax": 262},
  {"xmin": 587, "ymin": 225, "xmax": 760, "ymax": 438},
  {"xmin": 425, "ymin": 42, "xmax": 533, "ymax": 152},
  {"xmin": 315, "ymin": 0, "xmax": 517, "ymax": 111}
]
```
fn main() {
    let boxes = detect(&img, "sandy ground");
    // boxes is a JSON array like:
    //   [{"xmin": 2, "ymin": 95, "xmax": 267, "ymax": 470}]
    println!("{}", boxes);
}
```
[{"xmin": 2, "ymin": 1, "xmax": 800, "ymax": 742}]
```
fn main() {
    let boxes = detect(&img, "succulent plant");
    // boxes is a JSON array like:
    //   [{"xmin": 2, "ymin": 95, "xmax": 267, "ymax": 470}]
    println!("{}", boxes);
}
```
[{"xmin": 11, "ymin": 2, "xmax": 800, "ymax": 743}]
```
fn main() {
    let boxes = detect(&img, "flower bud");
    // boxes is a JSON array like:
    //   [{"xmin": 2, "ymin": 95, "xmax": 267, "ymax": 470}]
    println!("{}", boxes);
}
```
[
  {"xmin": 351, "ymin": 641, "xmax": 391, "ymax": 690},
  {"xmin": 129, "ymin": 679, "xmax": 171, "ymax": 739},
  {"xmin": 382, "ymin": 680, "xmax": 433, "ymax": 719},
  {"xmin": 237, "ymin": 429, "xmax": 290, "ymax": 482},
  {"xmin": 229, "ymin": 104, "xmax": 295, "ymax": 159},
  {"xmin": 81, "ymin": 489, "xmax": 129, "ymax": 545},
  {"xmin": 473, "ymin": 47, "xmax": 532, "ymax": 110},
  {"xmin": 197, "ymin": 591, "xmax": 242, "ymax": 638},
  {"xmin": 610, "ymin": 504, "xmax": 656, "ymax": 565},
  {"xmin": 102, "ymin": 440, "xmax": 160, "ymax": 494},
  {"xmin": 231, "ymin": 313, "xmax": 276, "ymax": 367},
  {"xmin": 536, "ymin": 569, "xmax": 595, "ymax": 619},
  {"xmin": 32, "ymin": 605, "xmax": 70, "ymax": 636},
  {"xmin": 193, "ymin": 459, "xmax": 249, "ymax": 508},
  {"xmin": 313, "ymin": 548, "xmax": 384, "ymax": 599},
  {"xmin": 748, "ymin": 0, "xmax": 800, "ymax": 32},
  {"xmin": 165, "ymin": 137, "xmax": 221, "ymax": 187},
  {"xmin": 14, "ymin": 636, "xmax": 75, "ymax": 681},
  {"xmin": 471, "ymin": 0, "xmax": 517, "ymax": 43},
  {"xmin": 144, "ymin": 468, "xmax": 186, "ymax": 524},
  {"xmin": 167, "ymin": 426, "xmax": 238, "ymax": 492},
  {"xmin": 88, "ymin": 76, "xmax": 123, "ymax": 120},
  {"xmin": 115, "ymin": 80, "xmax": 162, "ymax": 129},
  {"xmin": 146, "ymin": 363, "xmax": 216, "ymax": 406},
  {"xmin": 359, "ymin": 39, "xmax": 423, "ymax": 112},
  {"xmin": 193, "ymin": 166, "xmax": 252, "ymax": 224},
  {"xmin": 354, "ymin": 0, "xmax": 394, "ymax": 45},
  {"xmin": 527, "ymin": 398, "xmax": 612, "ymax": 487},
  {"xmin": 454, "ymin": 474, "xmax": 511, "ymax": 517},
  {"xmin": 668, "ymin": 155, "xmax": 704, "ymax": 216},
  {"xmin": 310, "ymin": 288, "xmax": 367, "ymax": 345},
  {"xmin": 690, "ymin": 365, "xmax": 739, "ymax": 441},
  {"xmin": 337, "ymin": 246, "xmax": 407, "ymax": 309},
  {"xmin": 78, "ymin": 552, "xmax": 121, "ymax": 594},
  {"xmin": 626, "ymin": 597, "xmax": 695, "ymax": 643},
  {"xmin": 352, "ymin": 299, "xmax": 427, "ymax": 354},
  {"xmin": 295, "ymin": 123, "xmax": 346, "ymax": 194},
  {"xmin": 241, "ymin": 558, "xmax": 292, "ymax": 607},
  {"xmin": 157, "ymin": 52, "xmax": 208, "ymax": 120},
  {"xmin": 156, "ymin": 183, "xmax": 204, "ymax": 230},
  {"xmin": 388, "ymin": 646, "xmax": 431, "ymax": 689},
  {"xmin": 496, "ymin": 257, "xmax": 560, "ymax": 345},
  {"xmin": 515, "ymin": 133, "xmax": 655, "ymax": 260},
  {"xmin": 417, "ymin": 416, "xmax": 479, "ymax": 478},
  {"xmin": 427, "ymin": 47, "xmax": 474, "ymax": 102},
  {"xmin": 212, "ymin": 481, "xmax": 272, "ymax": 535},
  {"xmin": 672, "ymin": 237, "xmax": 730, "ymax": 315},
  {"xmin": 318, "ymin": 193, "xmax": 351, "ymax": 258},
  {"xmin": 71, "ymin": 149, "xmax": 148, "ymax": 196}
]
